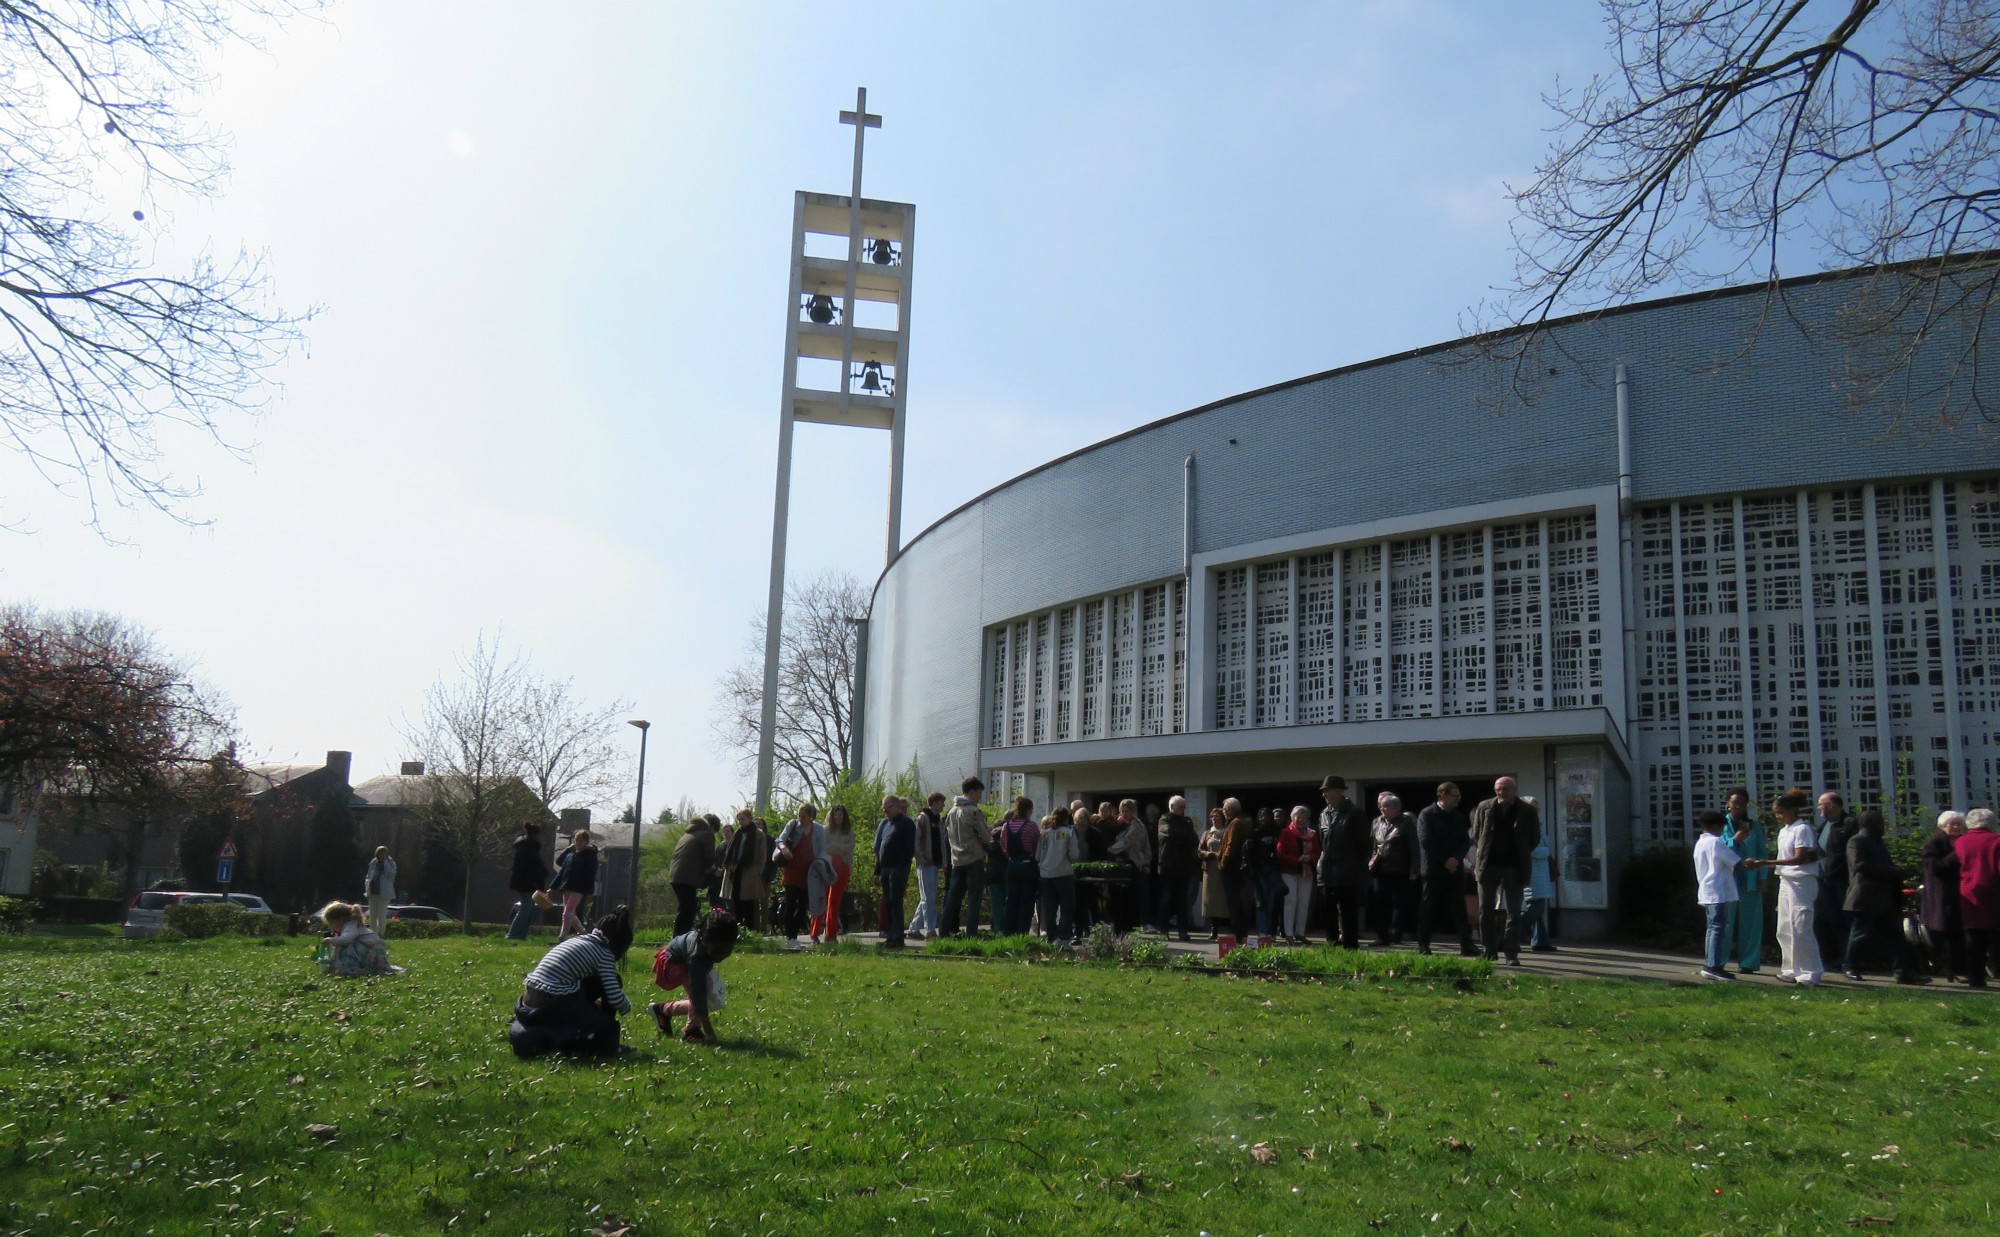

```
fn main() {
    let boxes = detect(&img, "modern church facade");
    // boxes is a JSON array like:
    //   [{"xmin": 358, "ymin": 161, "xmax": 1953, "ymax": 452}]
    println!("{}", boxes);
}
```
[{"xmin": 856, "ymin": 268, "xmax": 2000, "ymax": 936}]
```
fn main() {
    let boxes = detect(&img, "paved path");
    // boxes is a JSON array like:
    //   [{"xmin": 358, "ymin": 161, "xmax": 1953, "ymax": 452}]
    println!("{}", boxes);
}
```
[{"xmin": 835, "ymin": 930, "xmax": 1995, "ymax": 995}]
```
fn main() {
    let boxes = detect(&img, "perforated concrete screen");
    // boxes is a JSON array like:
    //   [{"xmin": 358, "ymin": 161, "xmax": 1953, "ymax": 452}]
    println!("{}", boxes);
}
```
[
  {"xmin": 987, "ymin": 581, "xmax": 1189, "ymax": 747},
  {"xmin": 1205, "ymin": 514, "xmax": 1604, "ymax": 730},
  {"xmin": 1636, "ymin": 479, "xmax": 2000, "ymax": 842}
]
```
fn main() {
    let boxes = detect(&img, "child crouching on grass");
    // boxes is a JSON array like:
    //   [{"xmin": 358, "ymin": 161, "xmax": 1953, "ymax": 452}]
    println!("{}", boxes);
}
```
[
  {"xmin": 649, "ymin": 908, "xmax": 738, "ymax": 1045},
  {"xmin": 319, "ymin": 901, "xmax": 401, "ymax": 977}
]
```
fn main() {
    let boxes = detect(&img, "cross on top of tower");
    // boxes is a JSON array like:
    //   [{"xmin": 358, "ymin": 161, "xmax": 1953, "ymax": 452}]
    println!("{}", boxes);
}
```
[{"xmin": 838, "ymin": 86, "xmax": 880, "ymax": 202}]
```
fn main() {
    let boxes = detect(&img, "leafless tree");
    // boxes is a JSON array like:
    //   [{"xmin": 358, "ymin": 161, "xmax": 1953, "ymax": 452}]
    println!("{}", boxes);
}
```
[
  {"xmin": 513, "ymin": 674, "xmax": 634, "ymax": 817},
  {"xmin": 1494, "ymin": 0, "xmax": 2000, "ymax": 423},
  {"xmin": 712, "ymin": 569, "xmax": 867, "ymax": 806},
  {"xmin": 401, "ymin": 634, "xmax": 535, "ymax": 931},
  {"xmin": 1, "ymin": 0, "xmax": 313, "ymax": 532}
]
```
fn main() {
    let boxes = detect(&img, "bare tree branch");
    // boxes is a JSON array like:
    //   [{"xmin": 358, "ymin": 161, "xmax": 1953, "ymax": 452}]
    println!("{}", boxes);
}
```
[
  {"xmin": 710, "ymin": 569, "xmax": 866, "ymax": 806},
  {"xmin": 0, "ymin": 0, "xmax": 317, "ymax": 533},
  {"xmin": 1484, "ymin": 0, "xmax": 2000, "ymax": 425}
]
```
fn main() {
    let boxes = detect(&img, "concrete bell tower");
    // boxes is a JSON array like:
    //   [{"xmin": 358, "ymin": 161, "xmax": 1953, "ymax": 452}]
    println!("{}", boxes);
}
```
[{"xmin": 755, "ymin": 87, "xmax": 916, "ymax": 810}]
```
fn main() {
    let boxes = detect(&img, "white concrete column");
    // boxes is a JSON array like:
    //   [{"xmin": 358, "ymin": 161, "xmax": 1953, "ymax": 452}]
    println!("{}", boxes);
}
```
[
  {"xmin": 1797, "ymin": 490, "xmax": 1825, "ymax": 788},
  {"xmin": 1932, "ymin": 479, "xmax": 1969, "ymax": 809}
]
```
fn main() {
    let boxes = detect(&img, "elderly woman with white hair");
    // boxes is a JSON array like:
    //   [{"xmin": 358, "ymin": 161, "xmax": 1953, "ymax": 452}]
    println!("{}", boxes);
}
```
[
  {"xmin": 1954, "ymin": 808, "xmax": 2000, "ymax": 988},
  {"xmin": 1921, "ymin": 811, "xmax": 1969, "ymax": 980},
  {"xmin": 1155, "ymin": 795, "xmax": 1202, "ymax": 942}
]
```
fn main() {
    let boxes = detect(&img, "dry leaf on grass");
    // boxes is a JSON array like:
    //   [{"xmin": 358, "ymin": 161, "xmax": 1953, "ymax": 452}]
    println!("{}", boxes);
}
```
[
  {"xmin": 588, "ymin": 1217, "xmax": 633, "ymax": 1237},
  {"xmin": 1249, "ymin": 1142, "xmax": 1278, "ymax": 1165}
]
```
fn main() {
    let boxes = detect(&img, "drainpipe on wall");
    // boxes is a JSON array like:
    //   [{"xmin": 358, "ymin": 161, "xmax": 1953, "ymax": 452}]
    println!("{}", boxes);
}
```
[
  {"xmin": 1182, "ymin": 451, "xmax": 1196, "ymax": 579},
  {"xmin": 1616, "ymin": 362, "xmax": 1642, "ymax": 847}
]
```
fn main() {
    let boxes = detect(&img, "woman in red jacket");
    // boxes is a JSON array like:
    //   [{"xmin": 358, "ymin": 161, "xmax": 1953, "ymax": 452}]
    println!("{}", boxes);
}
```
[
  {"xmin": 1954, "ymin": 808, "xmax": 2000, "ymax": 988},
  {"xmin": 1276, "ymin": 806, "xmax": 1322, "ymax": 945}
]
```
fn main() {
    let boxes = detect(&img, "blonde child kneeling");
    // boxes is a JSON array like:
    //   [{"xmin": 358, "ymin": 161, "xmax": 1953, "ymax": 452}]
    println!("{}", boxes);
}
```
[{"xmin": 319, "ymin": 901, "xmax": 401, "ymax": 977}]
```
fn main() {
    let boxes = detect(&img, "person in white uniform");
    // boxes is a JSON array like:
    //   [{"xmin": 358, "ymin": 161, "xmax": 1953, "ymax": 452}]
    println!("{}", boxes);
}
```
[{"xmin": 1763, "ymin": 788, "xmax": 1825, "ymax": 986}]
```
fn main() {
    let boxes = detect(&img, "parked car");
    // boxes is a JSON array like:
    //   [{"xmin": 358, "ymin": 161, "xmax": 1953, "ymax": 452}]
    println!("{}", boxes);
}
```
[
  {"xmin": 121, "ymin": 890, "xmax": 274, "ymax": 938},
  {"xmin": 386, "ymin": 904, "xmax": 456, "ymax": 923},
  {"xmin": 123, "ymin": 890, "xmax": 202, "ymax": 938}
]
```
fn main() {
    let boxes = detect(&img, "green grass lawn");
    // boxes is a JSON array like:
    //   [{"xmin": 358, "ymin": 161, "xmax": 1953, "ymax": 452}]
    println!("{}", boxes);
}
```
[{"xmin": 1, "ymin": 935, "xmax": 1995, "ymax": 1236}]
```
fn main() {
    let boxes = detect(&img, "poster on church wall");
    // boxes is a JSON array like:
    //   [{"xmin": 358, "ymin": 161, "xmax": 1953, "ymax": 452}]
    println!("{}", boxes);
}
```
[{"xmin": 1555, "ymin": 748, "xmax": 1606, "ymax": 909}]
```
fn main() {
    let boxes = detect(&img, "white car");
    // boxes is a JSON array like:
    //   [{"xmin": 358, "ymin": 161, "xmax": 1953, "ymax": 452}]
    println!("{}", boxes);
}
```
[{"xmin": 121, "ymin": 890, "xmax": 273, "ymax": 937}]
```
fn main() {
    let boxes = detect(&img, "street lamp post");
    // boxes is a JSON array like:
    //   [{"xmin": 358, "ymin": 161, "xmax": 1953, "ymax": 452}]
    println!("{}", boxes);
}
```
[{"xmin": 627, "ymin": 719, "xmax": 650, "ymax": 914}]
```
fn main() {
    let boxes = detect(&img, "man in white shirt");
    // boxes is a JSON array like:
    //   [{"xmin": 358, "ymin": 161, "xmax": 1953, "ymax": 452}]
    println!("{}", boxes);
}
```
[
  {"xmin": 1693, "ymin": 809, "xmax": 1743, "ymax": 981},
  {"xmin": 1763, "ymin": 788, "xmax": 1825, "ymax": 986}
]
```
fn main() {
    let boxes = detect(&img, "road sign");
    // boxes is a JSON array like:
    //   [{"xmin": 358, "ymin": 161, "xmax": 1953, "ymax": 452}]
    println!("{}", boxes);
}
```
[
  {"xmin": 217, "ymin": 839, "xmax": 239, "ymax": 862},
  {"xmin": 215, "ymin": 858, "xmax": 235, "ymax": 885}
]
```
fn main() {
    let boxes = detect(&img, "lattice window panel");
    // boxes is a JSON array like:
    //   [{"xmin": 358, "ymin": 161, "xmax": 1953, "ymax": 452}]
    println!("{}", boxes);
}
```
[
  {"xmin": 987, "ymin": 626, "xmax": 1009, "ymax": 747},
  {"xmin": 1439, "ymin": 529, "xmax": 1488, "ymax": 716},
  {"xmin": 1213, "ymin": 567, "xmax": 1250, "ymax": 729},
  {"xmin": 1296, "ymin": 552, "xmax": 1340, "ymax": 724},
  {"xmin": 1080, "ymin": 599, "xmax": 1105, "ymax": 739},
  {"xmin": 1676, "ymin": 500, "xmax": 1756, "ymax": 810},
  {"xmin": 1342, "ymin": 544, "xmax": 1385, "ymax": 721},
  {"xmin": 1947, "ymin": 481, "xmax": 2000, "ymax": 811},
  {"xmin": 1054, "ymin": 608, "xmax": 1076, "ymax": 741},
  {"xmin": 1877, "ymin": 484, "xmax": 1952, "ymax": 812},
  {"xmin": 1630, "ymin": 478, "xmax": 2000, "ymax": 840},
  {"xmin": 1646, "ymin": 763, "xmax": 1687, "ymax": 843},
  {"xmin": 1547, "ymin": 514, "xmax": 1602, "ymax": 709},
  {"xmin": 1108, "ymin": 592, "xmax": 1136, "ymax": 738},
  {"xmin": 1006, "ymin": 620, "xmax": 1030, "ymax": 747},
  {"xmin": 1030, "ymin": 614, "xmax": 1051, "ymax": 744},
  {"xmin": 1254, "ymin": 560, "xmax": 1293, "ymax": 726},
  {"xmin": 1386, "ymin": 537, "xmax": 1435, "ymax": 718},
  {"xmin": 1171, "ymin": 579, "xmax": 1188, "ymax": 734},
  {"xmin": 1139, "ymin": 584, "xmax": 1171, "ymax": 737},
  {"xmin": 1491, "ymin": 520, "xmax": 1544, "ymax": 712}
]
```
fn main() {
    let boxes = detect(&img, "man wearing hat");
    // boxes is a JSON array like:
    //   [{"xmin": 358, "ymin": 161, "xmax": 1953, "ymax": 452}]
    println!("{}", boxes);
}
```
[{"xmin": 1315, "ymin": 776, "xmax": 1371, "ymax": 948}]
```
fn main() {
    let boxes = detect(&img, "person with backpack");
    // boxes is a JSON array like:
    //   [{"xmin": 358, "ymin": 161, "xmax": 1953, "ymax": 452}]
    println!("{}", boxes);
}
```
[
  {"xmin": 667, "ymin": 814, "xmax": 719, "ymax": 936},
  {"xmin": 939, "ymin": 777, "xmax": 991, "ymax": 936},
  {"xmin": 996, "ymin": 796, "xmax": 1041, "ymax": 936}
]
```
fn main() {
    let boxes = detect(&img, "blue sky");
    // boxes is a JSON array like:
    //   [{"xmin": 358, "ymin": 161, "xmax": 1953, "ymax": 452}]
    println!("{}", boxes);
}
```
[{"xmin": 1, "ymin": 0, "xmax": 1606, "ymax": 813}]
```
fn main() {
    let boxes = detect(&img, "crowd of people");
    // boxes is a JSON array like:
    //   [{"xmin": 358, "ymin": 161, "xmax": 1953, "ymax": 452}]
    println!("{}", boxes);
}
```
[
  {"xmin": 1693, "ymin": 790, "xmax": 2000, "ymax": 987},
  {"xmin": 622, "ymin": 775, "xmax": 1563, "ymax": 963},
  {"xmin": 486, "ymin": 774, "xmax": 1997, "ymax": 1058}
]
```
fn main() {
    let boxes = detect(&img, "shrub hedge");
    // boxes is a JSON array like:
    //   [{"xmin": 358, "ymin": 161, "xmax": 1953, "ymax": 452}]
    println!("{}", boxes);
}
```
[
  {"xmin": 163, "ymin": 903, "xmax": 287, "ymax": 939},
  {"xmin": 383, "ymin": 919, "xmax": 458, "ymax": 940},
  {"xmin": 0, "ymin": 895, "xmax": 32, "ymax": 935}
]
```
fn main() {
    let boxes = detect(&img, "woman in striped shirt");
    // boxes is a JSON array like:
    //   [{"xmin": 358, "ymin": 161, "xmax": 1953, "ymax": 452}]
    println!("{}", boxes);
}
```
[{"xmin": 508, "ymin": 905, "xmax": 635, "ymax": 1059}]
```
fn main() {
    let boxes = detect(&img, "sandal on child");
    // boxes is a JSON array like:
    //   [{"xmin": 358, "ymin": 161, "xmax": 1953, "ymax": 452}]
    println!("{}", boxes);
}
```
[{"xmin": 648, "ymin": 1002, "xmax": 675, "ymax": 1037}]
